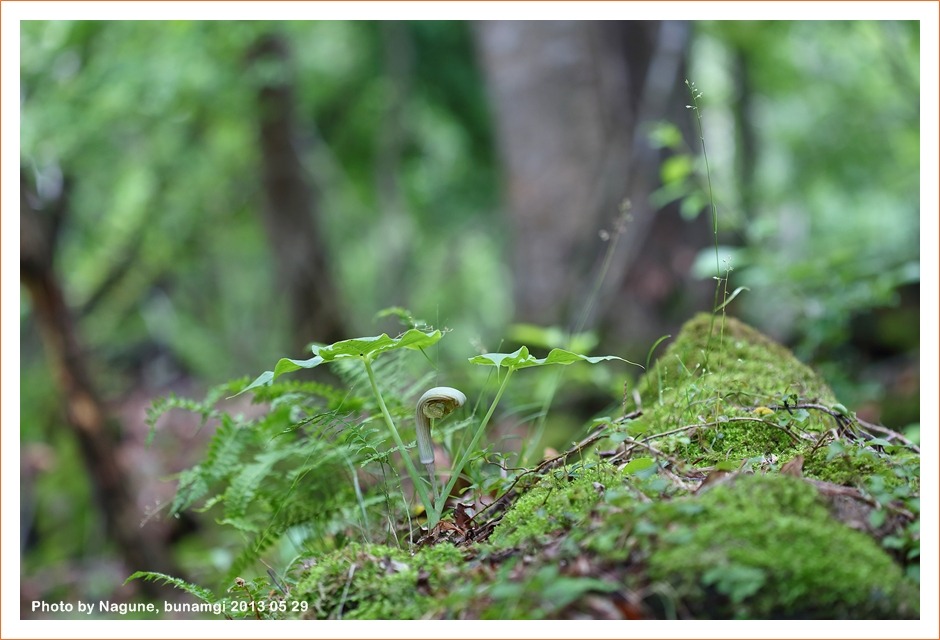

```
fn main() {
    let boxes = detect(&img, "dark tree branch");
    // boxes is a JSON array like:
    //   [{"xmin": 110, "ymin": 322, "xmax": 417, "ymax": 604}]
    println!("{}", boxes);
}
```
[{"xmin": 248, "ymin": 34, "xmax": 347, "ymax": 349}]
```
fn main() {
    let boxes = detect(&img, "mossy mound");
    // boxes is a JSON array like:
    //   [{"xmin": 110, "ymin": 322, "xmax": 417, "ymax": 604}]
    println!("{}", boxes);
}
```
[
  {"xmin": 645, "ymin": 474, "xmax": 918, "ymax": 618},
  {"xmin": 644, "ymin": 312, "xmax": 835, "ymax": 401},
  {"xmin": 630, "ymin": 313, "xmax": 896, "ymax": 485}
]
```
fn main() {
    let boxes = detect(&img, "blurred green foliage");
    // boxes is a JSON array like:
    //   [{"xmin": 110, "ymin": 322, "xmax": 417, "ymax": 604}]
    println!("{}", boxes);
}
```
[
  {"xmin": 21, "ymin": 21, "xmax": 505, "ymax": 383},
  {"xmin": 20, "ymin": 20, "xmax": 921, "ymax": 610},
  {"xmin": 681, "ymin": 22, "xmax": 918, "ymax": 355},
  {"xmin": 649, "ymin": 21, "xmax": 919, "ymax": 413}
]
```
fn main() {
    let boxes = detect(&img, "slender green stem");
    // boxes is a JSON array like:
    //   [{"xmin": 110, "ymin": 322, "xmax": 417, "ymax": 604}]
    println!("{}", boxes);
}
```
[
  {"xmin": 687, "ymin": 79, "xmax": 727, "ymax": 422},
  {"xmin": 361, "ymin": 357, "xmax": 434, "ymax": 521},
  {"xmin": 435, "ymin": 369, "xmax": 514, "ymax": 515}
]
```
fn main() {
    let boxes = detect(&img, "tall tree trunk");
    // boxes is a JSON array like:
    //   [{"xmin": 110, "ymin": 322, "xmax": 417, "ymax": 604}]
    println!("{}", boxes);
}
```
[
  {"xmin": 474, "ymin": 21, "xmax": 712, "ymax": 351},
  {"xmin": 475, "ymin": 21, "xmax": 634, "ymax": 326},
  {"xmin": 249, "ymin": 34, "xmax": 346, "ymax": 350},
  {"xmin": 20, "ymin": 171, "xmax": 180, "ymax": 596}
]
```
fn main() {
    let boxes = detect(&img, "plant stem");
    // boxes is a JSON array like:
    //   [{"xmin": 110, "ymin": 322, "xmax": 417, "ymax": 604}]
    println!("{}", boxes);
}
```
[
  {"xmin": 435, "ymin": 369, "xmax": 514, "ymax": 515},
  {"xmin": 361, "ymin": 357, "xmax": 434, "ymax": 522}
]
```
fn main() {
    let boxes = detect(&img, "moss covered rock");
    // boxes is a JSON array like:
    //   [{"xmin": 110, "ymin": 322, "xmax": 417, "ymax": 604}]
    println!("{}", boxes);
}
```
[
  {"xmin": 631, "ymin": 313, "xmax": 904, "ymax": 487},
  {"xmin": 645, "ymin": 474, "xmax": 918, "ymax": 618}
]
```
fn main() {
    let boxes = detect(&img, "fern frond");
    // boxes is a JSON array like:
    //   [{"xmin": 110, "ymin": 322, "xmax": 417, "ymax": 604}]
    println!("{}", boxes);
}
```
[
  {"xmin": 170, "ymin": 465, "xmax": 212, "ymax": 515},
  {"xmin": 222, "ymin": 448, "xmax": 297, "ymax": 530},
  {"xmin": 125, "ymin": 571, "xmax": 217, "ymax": 603}
]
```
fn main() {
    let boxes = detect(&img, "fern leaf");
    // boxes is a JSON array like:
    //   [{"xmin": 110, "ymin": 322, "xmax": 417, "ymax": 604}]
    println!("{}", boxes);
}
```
[{"xmin": 125, "ymin": 571, "xmax": 217, "ymax": 603}]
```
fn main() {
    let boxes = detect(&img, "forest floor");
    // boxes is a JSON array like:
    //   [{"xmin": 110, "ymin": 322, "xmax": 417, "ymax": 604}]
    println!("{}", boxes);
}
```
[{"xmin": 290, "ymin": 314, "xmax": 920, "ymax": 620}]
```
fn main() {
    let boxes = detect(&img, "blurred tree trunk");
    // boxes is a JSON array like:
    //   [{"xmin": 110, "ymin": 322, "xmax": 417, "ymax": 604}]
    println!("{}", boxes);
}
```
[
  {"xmin": 249, "ymin": 34, "xmax": 346, "ymax": 350},
  {"xmin": 20, "ymin": 171, "xmax": 180, "ymax": 596},
  {"xmin": 474, "ymin": 21, "xmax": 712, "ymax": 351}
]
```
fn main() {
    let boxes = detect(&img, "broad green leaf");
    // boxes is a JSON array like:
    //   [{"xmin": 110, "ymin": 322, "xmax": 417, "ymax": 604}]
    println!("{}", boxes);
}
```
[
  {"xmin": 274, "ymin": 356, "xmax": 324, "ymax": 378},
  {"xmin": 312, "ymin": 329, "xmax": 442, "ymax": 361},
  {"xmin": 624, "ymin": 421, "xmax": 653, "ymax": 437},
  {"xmin": 236, "ymin": 329, "xmax": 441, "ymax": 396},
  {"xmin": 714, "ymin": 459, "xmax": 740, "ymax": 471},
  {"xmin": 468, "ymin": 346, "xmax": 533, "ymax": 368},
  {"xmin": 623, "ymin": 457, "xmax": 656, "ymax": 474},
  {"xmin": 469, "ymin": 346, "xmax": 640, "ymax": 370},
  {"xmin": 538, "ymin": 348, "xmax": 632, "ymax": 368}
]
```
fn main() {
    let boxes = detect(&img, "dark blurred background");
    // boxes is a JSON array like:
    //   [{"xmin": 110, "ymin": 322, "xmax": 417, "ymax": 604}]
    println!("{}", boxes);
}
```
[{"xmin": 19, "ymin": 20, "xmax": 920, "ymax": 614}]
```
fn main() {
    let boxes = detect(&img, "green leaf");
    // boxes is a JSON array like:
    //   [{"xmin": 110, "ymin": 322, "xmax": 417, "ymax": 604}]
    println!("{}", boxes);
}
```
[
  {"xmin": 648, "ymin": 121, "xmax": 683, "ymax": 150},
  {"xmin": 313, "ymin": 329, "xmax": 442, "ymax": 361},
  {"xmin": 869, "ymin": 509, "xmax": 887, "ymax": 529},
  {"xmin": 468, "ymin": 346, "xmax": 533, "ymax": 368},
  {"xmin": 273, "ymin": 356, "xmax": 324, "ymax": 378},
  {"xmin": 714, "ymin": 459, "xmax": 740, "ymax": 471},
  {"xmin": 679, "ymin": 191, "xmax": 708, "ymax": 220},
  {"xmin": 714, "ymin": 286, "xmax": 750, "ymax": 312},
  {"xmin": 702, "ymin": 564, "xmax": 767, "ymax": 603},
  {"xmin": 660, "ymin": 153, "xmax": 693, "ymax": 185},
  {"xmin": 826, "ymin": 441, "xmax": 846, "ymax": 461},
  {"xmin": 539, "ymin": 349, "xmax": 630, "ymax": 367},
  {"xmin": 235, "ymin": 329, "xmax": 442, "ymax": 395},
  {"xmin": 506, "ymin": 323, "xmax": 599, "ymax": 353},
  {"xmin": 623, "ymin": 457, "xmax": 656, "ymax": 474},
  {"xmin": 624, "ymin": 424, "xmax": 652, "ymax": 439},
  {"xmin": 541, "ymin": 576, "xmax": 618, "ymax": 610},
  {"xmin": 469, "ymin": 346, "xmax": 640, "ymax": 370},
  {"xmin": 234, "ymin": 370, "xmax": 275, "ymax": 397}
]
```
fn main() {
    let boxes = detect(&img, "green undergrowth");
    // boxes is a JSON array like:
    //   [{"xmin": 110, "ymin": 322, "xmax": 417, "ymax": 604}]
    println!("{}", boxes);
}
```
[
  {"xmin": 284, "ymin": 314, "xmax": 917, "ymax": 619},
  {"xmin": 145, "ymin": 313, "xmax": 919, "ymax": 619}
]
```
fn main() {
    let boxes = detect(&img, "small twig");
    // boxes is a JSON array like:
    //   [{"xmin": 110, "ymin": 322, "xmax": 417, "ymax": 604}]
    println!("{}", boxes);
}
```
[
  {"xmin": 857, "ymin": 418, "xmax": 920, "ymax": 453},
  {"xmin": 808, "ymin": 428, "xmax": 837, "ymax": 457},
  {"xmin": 613, "ymin": 409, "xmax": 644, "ymax": 424},
  {"xmin": 480, "ymin": 454, "xmax": 531, "ymax": 473},
  {"xmin": 772, "ymin": 402, "xmax": 919, "ymax": 453}
]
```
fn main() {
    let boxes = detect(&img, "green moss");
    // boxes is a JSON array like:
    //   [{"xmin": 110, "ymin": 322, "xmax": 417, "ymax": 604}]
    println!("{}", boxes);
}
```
[
  {"xmin": 803, "ymin": 443, "xmax": 896, "ymax": 487},
  {"xmin": 634, "ymin": 314, "xmax": 838, "ymax": 470},
  {"xmin": 646, "ymin": 474, "xmax": 918, "ymax": 618},
  {"xmin": 294, "ymin": 542, "xmax": 464, "ymax": 619},
  {"xmin": 490, "ymin": 462, "xmax": 621, "ymax": 549}
]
